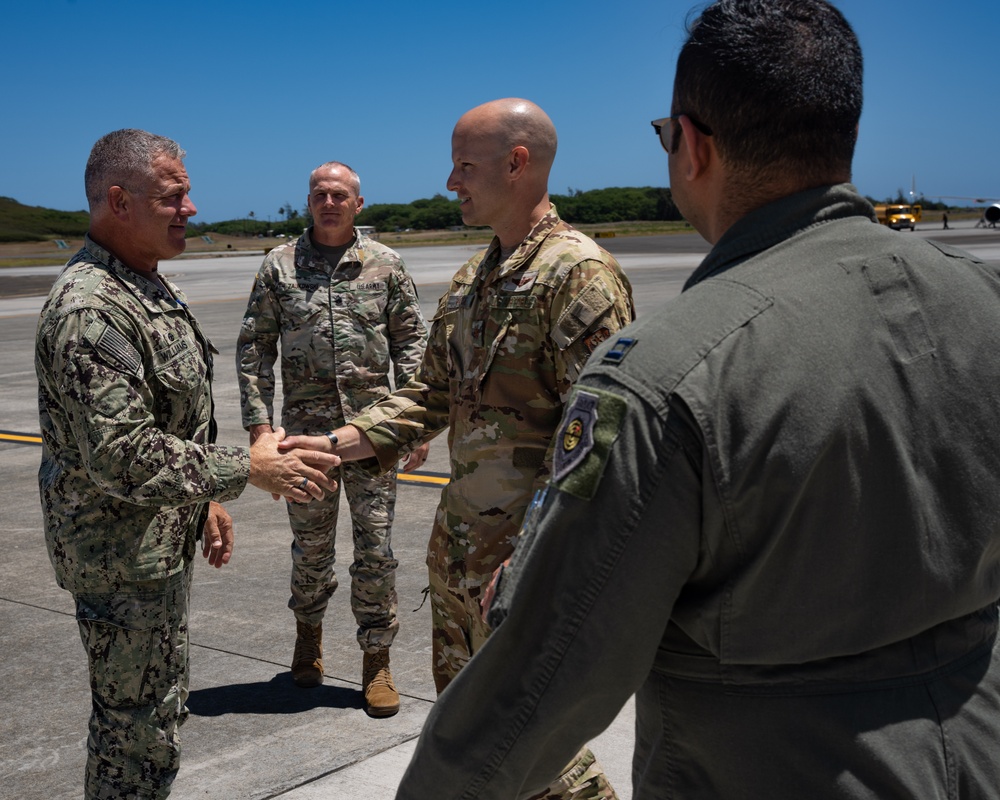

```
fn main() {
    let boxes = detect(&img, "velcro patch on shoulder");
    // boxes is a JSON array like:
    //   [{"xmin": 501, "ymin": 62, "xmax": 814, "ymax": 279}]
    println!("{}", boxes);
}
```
[
  {"xmin": 552, "ymin": 277, "xmax": 615, "ymax": 349},
  {"xmin": 552, "ymin": 386, "xmax": 626, "ymax": 500},
  {"xmin": 84, "ymin": 319, "xmax": 144, "ymax": 380}
]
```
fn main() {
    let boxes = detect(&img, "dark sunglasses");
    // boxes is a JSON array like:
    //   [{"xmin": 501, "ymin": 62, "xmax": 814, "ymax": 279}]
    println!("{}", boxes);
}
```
[{"xmin": 650, "ymin": 113, "xmax": 713, "ymax": 153}]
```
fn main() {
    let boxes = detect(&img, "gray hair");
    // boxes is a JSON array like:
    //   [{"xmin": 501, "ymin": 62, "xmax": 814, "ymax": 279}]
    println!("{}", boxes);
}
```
[
  {"xmin": 309, "ymin": 161, "xmax": 361, "ymax": 196},
  {"xmin": 84, "ymin": 129, "xmax": 185, "ymax": 209}
]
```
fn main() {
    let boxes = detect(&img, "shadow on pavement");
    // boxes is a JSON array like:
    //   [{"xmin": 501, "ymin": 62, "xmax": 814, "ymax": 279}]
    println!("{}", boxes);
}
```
[{"xmin": 187, "ymin": 671, "xmax": 364, "ymax": 717}]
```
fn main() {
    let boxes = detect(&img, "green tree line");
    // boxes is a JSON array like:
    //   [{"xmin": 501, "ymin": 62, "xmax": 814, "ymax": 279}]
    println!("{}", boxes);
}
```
[
  {"xmin": 6, "ymin": 187, "xmax": 961, "ymax": 243},
  {"xmin": 183, "ymin": 186, "xmax": 684, "ymax": 238}
]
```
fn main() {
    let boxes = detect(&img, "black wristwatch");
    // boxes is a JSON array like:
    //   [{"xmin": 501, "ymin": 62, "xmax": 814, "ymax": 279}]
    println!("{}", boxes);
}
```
[{"xmin": 324, "ymin": 431, "xmax": 339, "ymax": 449}]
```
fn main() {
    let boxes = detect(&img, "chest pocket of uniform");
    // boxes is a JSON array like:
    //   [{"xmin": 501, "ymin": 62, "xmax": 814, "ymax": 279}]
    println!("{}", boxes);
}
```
[
  {"xmin": 152, "ymin": 337, "xmax": 206, "ymax": 393},
  {"xmin": 284, "ymin": 290, "xmax": 328, "ymax": 336},
  {"xmin": 349, "ymin": 287, "xmax": 387, "ymax": 323},
  {"xmin": 436, "ymin": 290, "xmax": 473, "ymax": 378},
  {"xmin": 478, "ymin": 294, "xmax": 541, "ymax": 388}
]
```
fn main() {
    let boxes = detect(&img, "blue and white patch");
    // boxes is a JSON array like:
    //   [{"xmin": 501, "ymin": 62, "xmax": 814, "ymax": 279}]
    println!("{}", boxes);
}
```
[{"xmin": 553, "ymin": 390, "xmax": 600, "ymax": 482}]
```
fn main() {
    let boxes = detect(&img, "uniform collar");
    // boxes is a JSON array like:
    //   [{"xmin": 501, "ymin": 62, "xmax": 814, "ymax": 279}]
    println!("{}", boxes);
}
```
[
  {"xmin": 685, "ymin": 184, "xmax": 877, "ymax": 290},
  {"xmin": 298, "ymin": 226, "xmax": 365, "ymax": 273},
  {"xmin": 482, "ymin": 203, "xmax": 563, "ymax": 280},
  {"xmin": 82, "ymin": 234, "xmax": 189, "ymax": 312}
]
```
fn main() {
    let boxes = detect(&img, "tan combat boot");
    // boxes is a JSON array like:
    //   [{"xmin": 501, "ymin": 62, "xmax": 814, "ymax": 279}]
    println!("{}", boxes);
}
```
[
  {"xmin": 362, "ymin": 649, "xmax": 400, "ymax": 717},
  {"xmin": 291, "ymin": 620, "xmax": 323, "ymax": 688}
]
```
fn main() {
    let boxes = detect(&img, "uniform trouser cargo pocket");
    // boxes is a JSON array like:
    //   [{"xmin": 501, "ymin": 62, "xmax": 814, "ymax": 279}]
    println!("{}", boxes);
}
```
[{"xmin": 74, "ymin": 566, "xmax": 191, "ymax": 798}]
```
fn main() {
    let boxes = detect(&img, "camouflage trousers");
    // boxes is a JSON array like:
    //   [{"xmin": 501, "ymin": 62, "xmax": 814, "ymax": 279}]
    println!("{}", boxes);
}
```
[
  {"xmin": 74, "ymin": 565, "xmax": 192, "ymax": 800},
  {"xmin": 287, "ymin": 461, "xmax": 399, "ymax": 652},
  {"xmin": 428, "ymin": 569, "xmax": 618, "ymax": 800}
]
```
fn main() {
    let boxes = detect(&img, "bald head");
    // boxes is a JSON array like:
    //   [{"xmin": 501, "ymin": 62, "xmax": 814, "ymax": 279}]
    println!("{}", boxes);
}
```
[
  {"xmin": 455, "ymin": 98, "xmax": 558, "ymax": 173},
  {"xmin": 447, "ymin": 98, "xmax": 559, "ymax": 247}
]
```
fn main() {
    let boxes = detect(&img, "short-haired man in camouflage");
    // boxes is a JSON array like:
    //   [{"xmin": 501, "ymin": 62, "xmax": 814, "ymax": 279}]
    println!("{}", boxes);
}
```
[
  {"xmin": 236, "ymin": 162, "xmax": 429, "ymax": 717},
  {"xmin": 35, "ymin": 129, "xmax": 338, "ymax": 799},
  {"xmin": 282, "ymin": 99, "xmax": 634, "ymax": 799}
]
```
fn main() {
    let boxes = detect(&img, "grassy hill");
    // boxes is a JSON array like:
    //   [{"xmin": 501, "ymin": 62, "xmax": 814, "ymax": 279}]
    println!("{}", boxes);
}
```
[{"xmin": 0, "ymin": 196, "xmax": 90, "ymax": 243}]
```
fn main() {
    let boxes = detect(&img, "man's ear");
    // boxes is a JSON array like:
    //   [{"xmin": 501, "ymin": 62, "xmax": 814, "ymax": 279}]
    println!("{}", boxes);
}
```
[
  {"xmin": 678, "ymin": 115, "xmax": 714, "ymax": 180},
  {"xmin": 108, "ymin": 186, "xmax": 129, "ymax": 220},
  {"xmin": 508, "ymin": 145, "xmax": 529, "ymax": 179}
]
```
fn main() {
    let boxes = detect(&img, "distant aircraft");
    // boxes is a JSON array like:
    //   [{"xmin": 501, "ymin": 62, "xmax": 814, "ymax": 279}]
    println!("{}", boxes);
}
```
[
  {"xmin": 908, "ymin": 177, "xmax": 998, "ymax": 228},
  {"xmin": 932, "ymin": 197, "xmax": 1000, "ymax": 228}
]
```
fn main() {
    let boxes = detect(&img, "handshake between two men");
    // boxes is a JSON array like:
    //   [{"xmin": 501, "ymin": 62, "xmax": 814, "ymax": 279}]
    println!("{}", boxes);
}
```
[{"xmin": 201, "ymin": 428, "xmax": 343, "ymax": 569}]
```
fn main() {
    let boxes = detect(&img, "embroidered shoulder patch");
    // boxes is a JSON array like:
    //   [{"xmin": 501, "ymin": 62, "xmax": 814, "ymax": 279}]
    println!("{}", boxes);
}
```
[
  {"xmin": 85, "ymin": 319, "xmax": 144, "ymax": 380},
  {"xmin": 583, "ymin": 327, "xmax": 611, "ymax": 353},
  {"xmin": 553, "ymin": 390, "xmax": 599, "ymax": 482},
  {"xmin": 552, "ymin": 387, "xmax": 627, "ymax": 499}
]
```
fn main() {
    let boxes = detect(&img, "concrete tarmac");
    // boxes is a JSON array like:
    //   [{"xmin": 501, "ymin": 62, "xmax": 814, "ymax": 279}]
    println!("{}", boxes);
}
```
[{"xmin": 2, "ymin": 223, "xmax": 999, "ymax": 799}]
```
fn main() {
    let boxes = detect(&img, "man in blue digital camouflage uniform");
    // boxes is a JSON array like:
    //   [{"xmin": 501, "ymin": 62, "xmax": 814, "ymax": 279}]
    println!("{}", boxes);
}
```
[
  {"xmin": 391, "ymin": 3, "xmax": 1000, "ymax": 798},
  {"xmin": 35, "ymin": 129, "xmax": 337, "ymax": 800}
]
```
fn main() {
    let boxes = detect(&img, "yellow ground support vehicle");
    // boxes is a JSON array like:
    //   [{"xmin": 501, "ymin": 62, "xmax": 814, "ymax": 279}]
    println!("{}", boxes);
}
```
[{"xmin": 874, "ymin": 203, "xmax": 922, "ymax": 231}]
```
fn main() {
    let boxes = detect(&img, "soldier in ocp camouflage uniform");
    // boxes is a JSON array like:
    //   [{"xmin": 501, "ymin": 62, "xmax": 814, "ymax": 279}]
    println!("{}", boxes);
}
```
[
  {"xmin": 36, "ymin": 129, "xmax": 337, "ymax": 800},
  {"xmin": 282, "ymin": 99, "xmax": 634, "ymax": 800},
  {"xmin": 236, "ymin": 161, "xmax": 429, "ymax": 717}
]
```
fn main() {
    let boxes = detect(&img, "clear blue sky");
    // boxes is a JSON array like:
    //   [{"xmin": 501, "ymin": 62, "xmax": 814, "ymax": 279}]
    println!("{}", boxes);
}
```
[{"xmin": 2, "ymin": 0, "xmax": 996, "ymax": 224}]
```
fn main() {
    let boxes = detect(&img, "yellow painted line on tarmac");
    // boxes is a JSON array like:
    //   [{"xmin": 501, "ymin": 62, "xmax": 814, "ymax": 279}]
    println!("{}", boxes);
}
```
[
  {"xmin": 0, "ymin": 431, "xmax": 42, "ymax": 445},
  {"xmin": 398, "ymin": 472, "xmax": 450, "ymax": 486}
]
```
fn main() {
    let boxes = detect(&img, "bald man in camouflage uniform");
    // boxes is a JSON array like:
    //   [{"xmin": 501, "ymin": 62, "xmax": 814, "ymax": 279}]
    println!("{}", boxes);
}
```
[
  {"xmin": 237, "ymin": 161, "xmax": 428, "ymax": 717},
  {"xmin": 283, "ymin": 100, "xmax": 634, "ymax": 799},
  {"xmin": 36, "ymin": 129, "xmax": 336, "ymax": 800}
]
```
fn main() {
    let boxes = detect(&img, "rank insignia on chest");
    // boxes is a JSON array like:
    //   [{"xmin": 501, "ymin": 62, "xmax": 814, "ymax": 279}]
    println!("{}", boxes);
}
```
[
  {"xmin": 553, "ymin": 390, "xmax": 599, "ymax": 482},
  {"xmin": 447, "ymin": 293, "xmax": 472, "ymax": 311},
  {"xmin": 501, "ymin": 269, "xmax": 538, "ymax": 293}
]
